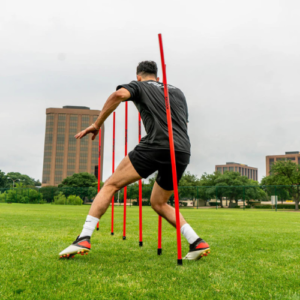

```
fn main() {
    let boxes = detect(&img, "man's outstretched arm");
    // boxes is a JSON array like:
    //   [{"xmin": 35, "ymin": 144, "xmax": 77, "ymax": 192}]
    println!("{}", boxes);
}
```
[{"xmin": 75, "ymin": 88, "xmax": 131, "ymax": 140}]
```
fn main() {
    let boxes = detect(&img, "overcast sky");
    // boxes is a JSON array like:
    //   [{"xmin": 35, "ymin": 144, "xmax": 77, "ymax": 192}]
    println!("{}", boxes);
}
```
[{"xmin": 1, "ymin": 0, "xmax": 300, "ymax": 182}]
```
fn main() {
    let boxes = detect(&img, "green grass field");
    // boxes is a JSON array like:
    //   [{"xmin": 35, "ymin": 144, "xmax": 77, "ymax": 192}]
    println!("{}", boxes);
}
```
[{"xmin": 0, "ymin": 204, "xmax": 299, "ymax": 300}]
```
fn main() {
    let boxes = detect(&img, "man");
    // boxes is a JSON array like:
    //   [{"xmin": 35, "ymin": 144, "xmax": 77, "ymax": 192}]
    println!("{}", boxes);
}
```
[{"xmin": 59, "ymin": 61, "xmax": 210, "ymax": 260}]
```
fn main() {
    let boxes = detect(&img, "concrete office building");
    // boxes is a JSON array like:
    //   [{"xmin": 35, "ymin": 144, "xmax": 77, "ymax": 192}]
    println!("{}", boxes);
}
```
[
  {"xmin": 42, "ymin": 106, "xmax": 104, "ymax": 186},
  {"xmin": 266, "ymin": 151, "xmax": 300, "ymax": 176},
  {"xmin": 215, "ymin": 162, "xmax": 258, "ymax": 181}
]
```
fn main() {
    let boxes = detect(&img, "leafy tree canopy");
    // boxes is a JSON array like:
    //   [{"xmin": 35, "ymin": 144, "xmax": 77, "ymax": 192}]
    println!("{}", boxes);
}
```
[
  {"xmin": 261, "ymin": 160, "xmax": 300, "ymax": 210},
  {"xmin": 6, "ymin": 172, "xmax": 37, "ymax": 187},
  {"xmin": 0, "ymin": 170, "xmax": 9, "ymax": 188},
  {"xmin": 58, "ymin": 172, "xmax": 97, "ymax": 188}
]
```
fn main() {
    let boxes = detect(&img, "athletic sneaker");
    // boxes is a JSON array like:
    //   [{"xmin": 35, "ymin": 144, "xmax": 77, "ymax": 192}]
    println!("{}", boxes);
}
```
[
  {"xmin": 59, "ymin": 236, "xmax": 91, "ymax": 259},
  {"xmin": 183, "ymin": 238, "xmax": 210, "ymax": 260}
]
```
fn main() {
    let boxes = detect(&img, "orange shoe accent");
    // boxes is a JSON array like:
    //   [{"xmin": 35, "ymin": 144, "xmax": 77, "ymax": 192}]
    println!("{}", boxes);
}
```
[
  {"xmin": 195, "ymin": 242, "xmax": 209, "ymax": 250},
  {"xmin": 78, "ymin": 241, "xmax": 91, "ymax": 249}
]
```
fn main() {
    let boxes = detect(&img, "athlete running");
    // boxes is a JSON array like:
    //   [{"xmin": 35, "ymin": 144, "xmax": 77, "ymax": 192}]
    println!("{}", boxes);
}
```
[{"xmin": 59, "ymin": 61, "xmax": 210, "ymax": 260}]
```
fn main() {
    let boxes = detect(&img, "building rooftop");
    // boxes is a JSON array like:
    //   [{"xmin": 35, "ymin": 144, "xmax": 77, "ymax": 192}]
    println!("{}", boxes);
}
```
[
  {"xmin": 62, "ymin": 106, "xmax": 90, "ymax": 110},
  {"xmin": 285, "ymin": 151, "xmax": 299, "ymax": 155},
  {"xmin": 225, "ymin": 162, "xmax": 248, "ymax": 166}
]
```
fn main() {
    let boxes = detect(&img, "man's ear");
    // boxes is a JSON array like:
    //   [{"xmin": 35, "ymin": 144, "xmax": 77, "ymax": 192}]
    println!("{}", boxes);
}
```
[
  {"xmin": 156, "ymin": 77, "xmax": 160, "ymax": 82},
  {"xmin": 137, "ymin": 75, "xmax": 142, "ymax": 81}
]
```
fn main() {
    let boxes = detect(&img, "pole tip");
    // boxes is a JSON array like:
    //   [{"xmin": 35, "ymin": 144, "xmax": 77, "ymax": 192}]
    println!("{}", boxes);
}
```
[
  {"xmin": 157, "ymin": 248, "xmax": 162, "ymax": 255},
  {"xmin": 139, "ymin": 241, "xmax": 143, "ymax": 247},
  {"xmin": 122, "ymin": 236, "xmax": 126, "ymax": 240},
  {"xmin": 111, "ymin": 232, "xmax": 114, "ymax": 235},
  {"xmin": 177, "ymin": 259, "xmax": 183, "ymax": 266}
]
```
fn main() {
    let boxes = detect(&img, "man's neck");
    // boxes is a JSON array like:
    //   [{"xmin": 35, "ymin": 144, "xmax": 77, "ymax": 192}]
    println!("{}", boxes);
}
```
[{"xmin": 140, "ymin": 76, "xmax": 157, "ymax": 82}]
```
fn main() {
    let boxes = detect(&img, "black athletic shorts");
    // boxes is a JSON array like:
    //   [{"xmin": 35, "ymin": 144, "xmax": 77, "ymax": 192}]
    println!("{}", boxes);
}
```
[{"xmin": 128, "ymin": 146, "xmax": 190, "ymax": 191}]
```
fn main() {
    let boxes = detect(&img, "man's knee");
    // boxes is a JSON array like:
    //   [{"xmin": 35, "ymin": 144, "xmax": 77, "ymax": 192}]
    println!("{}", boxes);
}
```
[
  {"xmin": 151, "ymin": 201, "xmax": 165, "ymax": 214},
  {"xmin": 103, "ymin": 177, "xmax": 119, "ymax": 193}
]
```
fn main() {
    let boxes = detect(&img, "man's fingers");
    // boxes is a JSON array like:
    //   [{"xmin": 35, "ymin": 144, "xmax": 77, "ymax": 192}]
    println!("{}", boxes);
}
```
[
  {"xmin": 91, "ymin": 131, "xmax": 98, "ymax": 140},
  {"xmin": 74, "ymin": 130, "xmax": 86, "ymax": 139}
]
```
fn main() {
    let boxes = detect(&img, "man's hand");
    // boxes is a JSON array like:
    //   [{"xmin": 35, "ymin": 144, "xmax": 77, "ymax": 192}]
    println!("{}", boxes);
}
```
[{"xmin": 75, "ymin": 125, "xmax": 99, "ymax": 140}]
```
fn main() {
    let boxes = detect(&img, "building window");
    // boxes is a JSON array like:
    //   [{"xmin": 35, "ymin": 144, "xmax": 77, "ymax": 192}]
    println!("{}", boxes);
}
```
[
  {"xmin": 58, "ymin": 114, "xmax": 66, "ymax": 121},
  {"xmin": 57, "ymin": 134, "xmax": 65, "ymax": 144},
  {"xmin": 54, "ymin": 176, "xmax": 62, "ymax": 184},
  {"xmin": 287, "ymin": 157, "xmax": 295, "ymax": 161},
  {"xmin": 223, "ymin": 167, "xmax": 228, "ymax": 172},
  {"xmin": 217, "ymin": 167, "xmax": 222, "ymax": 173},
  {"xmin": 45, "ymin": 134, "xmax": 53, "ymax": 143},
  {"xmin": 67, "ymin": 170, "xmax": 75, "ymax": 176},
  {"xmin": 229, "ymin": 167, "xmax": 234, "ymax": 172},
  {"xmin": 70, "ymin": 115, "xmax": 78, "ymax": 122}
]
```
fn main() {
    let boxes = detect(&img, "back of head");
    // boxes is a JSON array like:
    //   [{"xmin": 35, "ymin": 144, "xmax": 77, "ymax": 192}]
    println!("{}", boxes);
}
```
[{"xmin": 136, "ymin": 61, "xmax": 158, "ymax": 79}]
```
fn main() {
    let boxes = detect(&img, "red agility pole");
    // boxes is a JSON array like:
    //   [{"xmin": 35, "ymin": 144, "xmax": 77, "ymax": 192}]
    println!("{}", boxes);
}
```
[
  {"xmin": 157, "ymin": 216, "xmax": 162, "ymax": 255},
  {"xmin": 123, "ymin": 102, "xmax": 128, "ymax": 240},
  {"xmin": 111, "ymin": 112, "xmax": 115, "ymax": 235},
  {"xmin": 158, "ymin": 34, "xmax": 182, "ymax": 265},
  {"xmin": 138, "ymin": 113, "xmax": 143, "ymax": 247},
  {"xmin": 96, "ymin": 128, "xmax": 102, "ymax": 231}
]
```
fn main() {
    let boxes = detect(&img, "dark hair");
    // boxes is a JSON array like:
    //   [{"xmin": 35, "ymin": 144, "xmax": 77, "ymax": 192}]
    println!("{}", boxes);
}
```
[{"xmin": 136, "ymin": 61, "xmax": 158, "ymax": 78}]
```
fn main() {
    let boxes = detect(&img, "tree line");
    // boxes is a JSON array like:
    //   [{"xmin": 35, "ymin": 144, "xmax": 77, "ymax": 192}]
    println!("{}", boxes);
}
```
[{"xmin": 1, "ymin": 159, "xmax": 299, "ymax": 210}]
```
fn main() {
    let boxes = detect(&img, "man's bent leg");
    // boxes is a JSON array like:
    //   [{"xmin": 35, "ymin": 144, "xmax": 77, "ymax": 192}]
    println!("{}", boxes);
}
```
[
  {"xmin": 150, "ymin": 182, "xmax": 210, "ymax": 260},
  {"xmin": 89, "ymin": 156, "xmax": 142, "ymax": 219},
  {"xmin": 150, "ymin": 182, "xmax": 187, "ymax": 228},
  {"xmin": 59, "ymin": 156, "xmax": 141, "ymax": 258}
]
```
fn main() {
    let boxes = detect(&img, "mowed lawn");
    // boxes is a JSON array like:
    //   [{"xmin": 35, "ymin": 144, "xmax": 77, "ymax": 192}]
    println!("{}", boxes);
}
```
[{"xmin": 0, "ymin": 204, "xmax": 299, "ymax": 300}]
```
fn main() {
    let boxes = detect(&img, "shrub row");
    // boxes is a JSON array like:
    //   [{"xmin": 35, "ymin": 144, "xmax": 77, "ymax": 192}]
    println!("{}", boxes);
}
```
[
  {"xmin": 254, "ymin": 204, "xmax": 296, "ymax": 209},
  {"xmin": 53, "ymin": 192, "xmax": 83, "ymax": 205}
]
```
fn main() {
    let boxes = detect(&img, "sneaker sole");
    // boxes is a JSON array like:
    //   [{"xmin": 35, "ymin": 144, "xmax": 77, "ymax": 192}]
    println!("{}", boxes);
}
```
[
  {"xmin": 59, "ymin": 245, "xmax": 90, "ymax": 259},
  {"xmin": 183, "ymin": 248, "xmax": 210, "ymax": 260}
]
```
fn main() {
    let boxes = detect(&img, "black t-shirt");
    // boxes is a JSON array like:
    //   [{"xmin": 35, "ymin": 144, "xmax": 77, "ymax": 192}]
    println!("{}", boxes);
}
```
[{"xmin": 116, "ymin": 80, "xmax": 191, "ymax": 155}]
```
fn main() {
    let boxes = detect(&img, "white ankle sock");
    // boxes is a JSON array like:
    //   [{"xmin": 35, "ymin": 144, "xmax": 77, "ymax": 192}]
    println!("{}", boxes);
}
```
[
  {"xmin": 80, "ymin": 215, "xmax": 99, "ymax": 238},
  {"xmin": 180, "ymin": 223, "xmax": 199, "ymax": 244}
]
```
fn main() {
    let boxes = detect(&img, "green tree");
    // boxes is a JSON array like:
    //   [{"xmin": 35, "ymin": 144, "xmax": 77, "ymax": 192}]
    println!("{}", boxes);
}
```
[
  {"xmin": 6, "ymin": 172, "xmax": 37, "ymax": 187},
  {"xmin": 39, "ymin": 186, "xmax": 58, "ymax": 203},
  {"xmin": 0, "ymin": 170, "xmax": 9, "ymax": 188},
  {"xmin": 0, "ymin": 183, "xmax": 44, "ymax": 203},
  {"xmin": 261, "ymin": 160, "xmax": 300, "ymax": 210},
  {"xmin": 199, "ymin": 171, "xmax": 266, "ymax": 208},
  {"xmin": 59, "ymin": 172, "xmax": 97, "ymax": 187}
]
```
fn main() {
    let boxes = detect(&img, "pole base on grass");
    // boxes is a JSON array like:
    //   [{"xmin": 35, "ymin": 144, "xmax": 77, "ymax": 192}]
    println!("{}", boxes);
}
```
[
  {"xmin": 111, "ymin": 232, "xmax": 114, "ymax": 235},
  {"xmin": 139, "ymin": 241, "xmax": 143, "ymax": 247},
  {"xmin": 157, "ymin": 248, "xmax": 162, "ymax": 255},
  {"xmin": 177, "ymin": 259, "xmax": 183, "ymax": 266},
  {"xmin": 96, "ymin": 228, "xmax": 99, "ymax": 231},
  {"xmin": 123, "ymin": 236, "xmax": 126, "ymax": 240}
]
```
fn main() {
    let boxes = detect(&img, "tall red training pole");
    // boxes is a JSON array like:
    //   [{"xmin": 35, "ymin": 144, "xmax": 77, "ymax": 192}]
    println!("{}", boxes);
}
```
[
  {"xmin": 138, "ymin": 113, "xmax": 143, "ymax": 247},
  {"xmin": 157, "ymin": 216, "xmax": 162, "ymax": 255},
  {"xmin": 111, "ymin": 112, "xmax": 115, "ymax": 235},
  {"xmin": 158, "ymin": 34, "xmax": 182, "ymax": 265},
  {"xmin": 123, "ymin": 102, "xmax": 128, "ymax": 240},
  {"xmin": 96, "ymin": 128, "xmax": 102, "ymax": 231}
]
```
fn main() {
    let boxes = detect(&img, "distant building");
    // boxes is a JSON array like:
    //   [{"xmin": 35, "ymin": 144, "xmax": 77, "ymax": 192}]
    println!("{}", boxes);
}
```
[
  {"xmin": 42, "ymin": 106, "xmax": 104, "ymax": 186},
  {"xmin": 215, "ymin": 162, "xmax": 258, "ymax": 181},
  {"xmin": 266, "ymin": 151, "xmax": 300, "ymax": 176}
]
